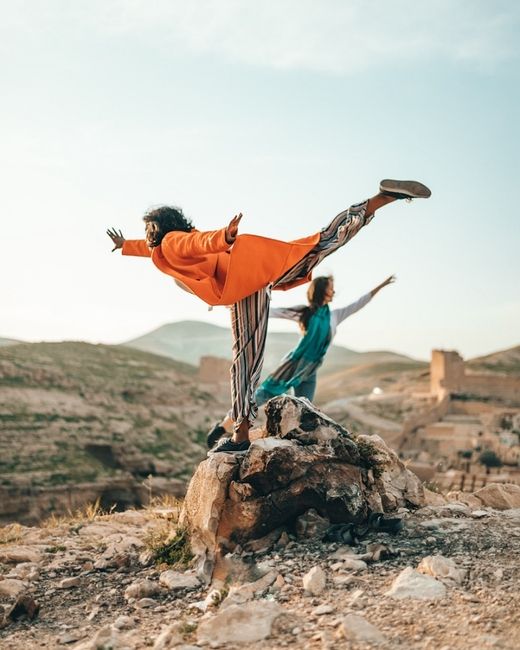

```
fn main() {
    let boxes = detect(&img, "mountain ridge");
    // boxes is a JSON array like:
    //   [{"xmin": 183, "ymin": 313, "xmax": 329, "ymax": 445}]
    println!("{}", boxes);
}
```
[{"xmin": 122, "ymin": 320, "xmax": 420, "ymax": 376}]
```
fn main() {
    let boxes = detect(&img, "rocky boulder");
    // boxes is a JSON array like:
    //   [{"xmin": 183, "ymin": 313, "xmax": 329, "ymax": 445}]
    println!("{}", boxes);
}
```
[
  {"xmin": 180, "ymin": 396, "xmax": 424, "ymax": 581},
  {"xmin": 473, "ymin": 483, "xmax": 520, "ymax": 510}
]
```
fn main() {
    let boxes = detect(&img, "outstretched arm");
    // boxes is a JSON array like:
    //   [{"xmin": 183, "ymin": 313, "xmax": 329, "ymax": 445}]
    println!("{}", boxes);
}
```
[
  {"xmin": 163, "ymin": 212, "xmax": 243, "ymax": 258},
  {"xmin": 333, "ymin": 274, "xmax": 396, "ymax": 325},
  {"xmin": 370, "ymin": 274, "xmax": 396, "ymax": 297},
  {"xmin": 269, "ymin": 305, "xmax": 306, "ymax": 321}
]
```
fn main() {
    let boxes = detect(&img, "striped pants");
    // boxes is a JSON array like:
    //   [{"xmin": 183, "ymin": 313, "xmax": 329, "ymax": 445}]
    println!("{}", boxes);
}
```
[{"xmin": 229, "ymin": 200, "xmax": 373, "ymax": 431}]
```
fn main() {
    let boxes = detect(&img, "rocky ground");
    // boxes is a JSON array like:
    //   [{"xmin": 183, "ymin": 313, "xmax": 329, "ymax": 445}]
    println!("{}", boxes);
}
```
[{"xmin": 1, "ymin": 490, "xmax": 520, "ymax": 650}]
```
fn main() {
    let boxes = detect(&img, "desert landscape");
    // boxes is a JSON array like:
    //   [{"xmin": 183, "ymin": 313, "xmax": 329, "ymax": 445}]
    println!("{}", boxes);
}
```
[{"xmin": 1, "ymin": 324, "xmax": 519, "ymax": 649}]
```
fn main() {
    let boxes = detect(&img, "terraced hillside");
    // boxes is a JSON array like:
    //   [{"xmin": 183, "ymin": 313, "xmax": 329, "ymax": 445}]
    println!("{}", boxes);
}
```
[{"xmin": 0, "ymin": 342, "xmax": 224, "ymax": 523}]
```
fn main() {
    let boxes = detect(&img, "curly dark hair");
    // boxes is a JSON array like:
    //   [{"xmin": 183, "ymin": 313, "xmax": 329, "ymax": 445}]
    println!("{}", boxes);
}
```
[
  {"xmin": 299, "ymin": 275, "xmax": 332, "ymax": 331},
  {"xmin": 143, "ymin": 206, "xmax": 194, "ymax": 248}
]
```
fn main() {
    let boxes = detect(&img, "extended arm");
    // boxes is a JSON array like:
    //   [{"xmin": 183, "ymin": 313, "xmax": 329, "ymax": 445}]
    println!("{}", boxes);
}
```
[
  {"xmin": 269, "ymin": 305, "xmax": 305, "ymax": 321},
  {"xmin": 333, "ymin": 274, "xmax": 395, "ymax": 325},
  {"xmin": 162, "ymin": 212, "xmax": 243, "ymax": 258},
  {"xmin": 164, "ymin": 228, "xmax": 231, "ymax": 258},
  {"xmin": 106, "ymin": 228, "xmax": 151, "ymax": 257}
]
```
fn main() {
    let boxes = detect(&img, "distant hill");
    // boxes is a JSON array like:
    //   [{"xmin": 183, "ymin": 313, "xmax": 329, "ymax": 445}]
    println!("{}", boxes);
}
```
[
  {"xmin": 0, "ymin": 337, "xmax": 21, "ymax": 347},
  {"xmin": 467, "ymin": 345, "xmax": 520, "ymax": 375},
  {"xmin": 122, "ymin": 320, "xmax": 417, "ymax": 376},
  {"xmin": 316, "ymin": 359, "xmax": 429, "ymax": 403}
]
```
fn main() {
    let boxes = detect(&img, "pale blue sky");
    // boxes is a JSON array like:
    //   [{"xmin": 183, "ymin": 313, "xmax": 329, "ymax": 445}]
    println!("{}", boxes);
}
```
[{"xmin": 1, "ymin": 1, "xmax": 519, "ymax": 360}]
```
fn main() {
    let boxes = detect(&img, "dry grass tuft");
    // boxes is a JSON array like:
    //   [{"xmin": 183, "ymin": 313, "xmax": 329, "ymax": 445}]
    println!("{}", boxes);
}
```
[
  {"xmin": 0, "ymin": 522, "xmax": 24, "ymax": 545},
  {"xmin": 41, "ymin": 498, "xmax": 116, "ymax": 529}
]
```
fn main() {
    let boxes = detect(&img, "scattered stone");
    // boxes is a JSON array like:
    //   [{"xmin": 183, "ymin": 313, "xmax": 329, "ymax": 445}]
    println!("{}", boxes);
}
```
[
  {"xmin": 136, "ymin": 597, "xmax": 158, "ymax": 608},
  {"xmin": 349, "ymin": 589, "xmax": 366, "ymax": 609},
  {"xmin": 385, "ymin": 567, "xmax": 446, "ymax": 600},
  {"xmin": 244, "ymin": 528, "xmax": 283, "ymax": 553},
  {"xmin": 312, "ymin": 604, "xmax": 334, "ymax": 616},
  {"xmin": 159, "ymin": 570, "xmax": 200, "ymax": 592},
  {"xmin": 58, "ymin": 631, "xmax": 84, "ymax": 644},
  {"xmin": 113, "ymin": 615, "xmax": 135, "ymax": 630},
  {"xmin": 474, "ymin": 483, "xmax": 520, "ymax": 510},
  {"xmin": 5, "ymin": 562, "xmax": 40, "ymax": 582},
  {"xmin": 197, "ymin": 601, "xmax": 283, "ymax": 645},
  {"xmin": 329, "ymin": 548, "xmax": 362, "ymax": 561},
  {"xmin": 138, "ymin": 549, "xmax": 154, "ymax": 566},
  {"xmin": 445, "ymin": 491, "xmax": 483, "ymax": 509},
  {"xmin": 124, "ymin": 579, "xmax": 161, "ymax": 600},
  {"xmin": 295, "ymin": 509, "xmax": 330, "ymax": 539},
  {"xmin": 58, "ymin": 576, "xmax": 82, "ymax": 589},
  {"xmin": 336, "ymin": 613, "xmax": 386, "ymax": 644},
  {"xmin": 342, "ymin": 558, "xmax": 367, "ymax": 572},
  {"xmin": 0, "ymin": 546, "xmax": 43, "ymax": 564},
  {"xmin": 417, "ymin": 555, "xmax": 466, "ymax": 585},
  {"xmin": 73, "ymin": 625, "xmax": 122, "ymax": 650},
  {"xmin": 471, "ymin": 510, "xmax": 489, "ymax": 518},
  {"xmin": 221, "ymin": 570, "xmax": 278, "ymax": 608},
  {"xmin": 276, "ymin": 531, "xmax": 290, "ymax": 548},
  {"xmin": 424, "ymin": 488, "xmax": 447, "ymax": 506},
  {"xmin": 0, "ymin": 578, "xmax": 26, "ymax": 599},
  {"xmin": 153, "ymin": 623, "xmax": 183, "ymax": 650},
  {"xmin": 302, "ymin": 566, "xmax": 326, "ymax": 595}
]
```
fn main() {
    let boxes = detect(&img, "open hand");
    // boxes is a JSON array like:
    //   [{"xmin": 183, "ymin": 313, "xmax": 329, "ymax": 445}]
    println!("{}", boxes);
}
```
[
  {"xmin": 381, "ymin": 274, "xmax": 396, "ymax": 287},
  {"xmin": 371, "ymin": 274, "xmax": 396, "ymax": 297},
  {"xmin": 106, "ymin": 227, "xmax": 125, "ymax": 252},
  {"xmin": 225, "ymin": 213, "xmax": 242, "ymax": 245}
]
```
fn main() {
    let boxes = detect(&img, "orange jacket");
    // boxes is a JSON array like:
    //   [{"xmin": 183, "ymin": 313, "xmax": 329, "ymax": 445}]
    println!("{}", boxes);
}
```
[{"xmin": 122, "ymin": 227, "xmax": 320, "ymax": 306}]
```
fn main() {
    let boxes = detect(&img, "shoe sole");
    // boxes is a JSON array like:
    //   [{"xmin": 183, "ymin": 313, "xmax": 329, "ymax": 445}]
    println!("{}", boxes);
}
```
[
  {"xmin": 380, "ymin": 179, "xmax": 431, "ymax": 199},
  {"xmin": 207, "ymin": 448, "xmax": 249, "ymax": 456}
]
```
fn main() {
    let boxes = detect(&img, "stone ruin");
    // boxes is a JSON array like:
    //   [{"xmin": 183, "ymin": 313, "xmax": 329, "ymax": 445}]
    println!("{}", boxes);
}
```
[{"xmin": 180, "ymin": 396, "xmax": 424, "ymax": 582}]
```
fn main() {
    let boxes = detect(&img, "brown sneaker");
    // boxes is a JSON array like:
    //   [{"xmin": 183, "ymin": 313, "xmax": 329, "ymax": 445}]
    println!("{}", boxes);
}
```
[
  {"xmin": 380, "ymin": 179, "xmax": 431, "ymax": 199},
  {"xmin": 208, "ymin": 438, "xmax": 251, "ymax": 455}
]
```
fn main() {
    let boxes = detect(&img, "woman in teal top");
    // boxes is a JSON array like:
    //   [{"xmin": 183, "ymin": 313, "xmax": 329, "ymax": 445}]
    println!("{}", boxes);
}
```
[
  {"xmin": 256, "ymin": 273, "xmax": 395, "ymax": 402},
  {"xmin": 208, "ymin": 273, "xmax": 395, "ymax": 447}
]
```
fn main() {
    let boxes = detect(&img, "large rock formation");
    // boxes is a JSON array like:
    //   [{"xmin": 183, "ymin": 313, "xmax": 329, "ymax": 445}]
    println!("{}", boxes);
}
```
[{"xmin": 180, "ymin": 396, "xmax": 424, "ymax": 581}]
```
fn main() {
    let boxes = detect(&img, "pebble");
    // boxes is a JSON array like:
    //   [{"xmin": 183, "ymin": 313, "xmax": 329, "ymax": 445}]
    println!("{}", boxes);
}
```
[
  {"xmin": 302, "ymin": 566, "xmax": 326, "ymax": 596},
  {"xmin": 58, "ymin": 576, "xmax": 82, "ymax": 589},
  {"xmin": 136, "ymin": 597, "xmax": 158, "ymax": 608},
  {"xmin": 312, "ymin": 604, "xmax": 334, "ymax": 616}
]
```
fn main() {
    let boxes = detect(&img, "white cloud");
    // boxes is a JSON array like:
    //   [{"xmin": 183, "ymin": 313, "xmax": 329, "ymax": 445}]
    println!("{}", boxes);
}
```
[{"xmin": 3, "ymin": 0, "xmax": 519, "ymax": 73}]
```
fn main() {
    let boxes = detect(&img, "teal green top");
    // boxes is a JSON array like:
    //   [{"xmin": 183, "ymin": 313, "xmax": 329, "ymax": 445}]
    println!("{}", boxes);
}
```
[{"xmin": 260, "ymin": 305, "xmax": 331, "ymax": 395}]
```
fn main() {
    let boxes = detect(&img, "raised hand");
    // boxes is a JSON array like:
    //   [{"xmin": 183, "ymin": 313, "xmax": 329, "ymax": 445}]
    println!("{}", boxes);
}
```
[
  {"xmin": 371, "ymin": 274, "xmax": 396, "ymax": 297},
  {"xmin": 381, "ymin": 274, "xmax": 396, "ymax": 288},
  {"xmin": 225, "ymin": 213, "xmax": 243, "ymax": 245},
  {"xmin": 106, "ymin": 227, "xmax": 125, "ymax": 252}
]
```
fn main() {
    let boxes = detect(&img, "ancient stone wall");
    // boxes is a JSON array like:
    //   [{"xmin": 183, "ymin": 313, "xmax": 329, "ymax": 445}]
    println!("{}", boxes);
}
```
[
  {"xmin": 462, "ymin": 374, "xmax": 520, "ymax": 404},
  {"xmin": 430, "ymin": 350, "xmax": 520, "ymax": 406},
  {"xmin": 430, "ymin": 350, "xmax": 465, "ymax": 394}
]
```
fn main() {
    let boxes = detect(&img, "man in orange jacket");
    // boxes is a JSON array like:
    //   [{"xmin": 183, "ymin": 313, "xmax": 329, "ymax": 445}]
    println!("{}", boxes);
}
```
[{"xmin": 108, "ymin": 179, "xmax": 431, "ymax": 453}]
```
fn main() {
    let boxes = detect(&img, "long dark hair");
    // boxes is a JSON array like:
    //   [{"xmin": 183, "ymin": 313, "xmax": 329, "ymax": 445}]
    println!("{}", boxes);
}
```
[
  {"xmin": 143, "ymin": 206, "xmax": 194, "ymax": 247},
  {"xmin": 299, "ymin": 275, "xmax": 332, "ymax": 331}
]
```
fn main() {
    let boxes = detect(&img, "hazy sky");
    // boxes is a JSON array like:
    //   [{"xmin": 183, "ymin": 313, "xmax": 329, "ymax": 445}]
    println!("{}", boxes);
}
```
[{"xmin": 1, "ymin": 1, "xmax": 519, "ymax": 360}]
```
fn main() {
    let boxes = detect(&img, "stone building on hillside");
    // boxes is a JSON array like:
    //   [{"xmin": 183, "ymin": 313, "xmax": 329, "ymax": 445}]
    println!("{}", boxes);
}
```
[
  {"xmin": 430, "ymin": 349, "xmax": 520, "ymax": 404},
  {"xmin": 403, "ymin": 349, "xmax": 520, "ymax": 491}
]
